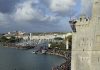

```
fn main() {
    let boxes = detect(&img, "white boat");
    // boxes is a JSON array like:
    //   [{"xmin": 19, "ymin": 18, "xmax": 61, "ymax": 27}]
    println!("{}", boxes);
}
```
[
  {"xmin": 42, "ymin": 49, "xmax": 47, "ymax": 54},
  {"xmin": 32, "ymin": 51, "xmax": 37, "ymax": 54}
]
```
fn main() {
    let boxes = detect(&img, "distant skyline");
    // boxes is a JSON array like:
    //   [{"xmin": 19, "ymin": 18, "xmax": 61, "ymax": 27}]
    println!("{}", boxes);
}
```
[{"xmin": 0, "ymin": 0, "xmax": 92, "ymax": 33}]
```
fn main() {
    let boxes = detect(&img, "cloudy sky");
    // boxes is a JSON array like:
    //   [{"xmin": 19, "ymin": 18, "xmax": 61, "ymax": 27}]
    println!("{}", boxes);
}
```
[{"xmin": 0, "ymin": 0, "xmax": 92, "ymax": 33}]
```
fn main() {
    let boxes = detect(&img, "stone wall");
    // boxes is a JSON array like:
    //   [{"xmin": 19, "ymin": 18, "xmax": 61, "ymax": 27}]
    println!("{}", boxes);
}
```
[{"xmin": 71, "ymin": 0, "xmax": 100, "ymax": 70}]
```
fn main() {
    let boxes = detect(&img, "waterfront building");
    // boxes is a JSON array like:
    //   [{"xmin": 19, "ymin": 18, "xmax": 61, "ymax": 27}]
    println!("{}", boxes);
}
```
[
  {"xmin": 22, "ymin": 32, "xmax": 66, "ymax": 43},
  {"xmin": 3, "ymin": 32, "xmax": 66, "ymax": 43}
]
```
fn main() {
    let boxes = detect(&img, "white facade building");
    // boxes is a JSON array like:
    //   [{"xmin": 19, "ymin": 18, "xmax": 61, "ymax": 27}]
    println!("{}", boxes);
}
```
[{"xmin": 23, "ymin": 33, "xmax": 66, "ymax": 42}]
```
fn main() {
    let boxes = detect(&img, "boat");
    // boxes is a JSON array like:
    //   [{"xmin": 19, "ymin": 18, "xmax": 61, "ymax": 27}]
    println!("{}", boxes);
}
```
[
  {"xmin": 32, "ymin": 51, "xmax": 37, "ymax": 54},
  {"xmin": 42, "ymin": 49, "xmax": 47, "ymax": 54}
]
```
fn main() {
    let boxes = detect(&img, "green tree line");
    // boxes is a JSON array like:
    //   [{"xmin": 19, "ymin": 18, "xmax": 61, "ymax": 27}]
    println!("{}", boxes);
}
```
[{"xmin": 0, "ymin": 36, "xmax": 22, "ymax": 43}]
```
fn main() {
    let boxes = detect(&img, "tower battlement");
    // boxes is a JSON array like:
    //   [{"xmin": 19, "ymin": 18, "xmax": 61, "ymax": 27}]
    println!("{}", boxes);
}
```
[
  {"xmin": 69, "ymin": 16, "xmax": 90, "ymax": 33},
  {"xmin": 92, "ymin": 0, "xmax": 100, "ymax": 17},
  {"xmin": 71, "ymin": 0, "xmax": 100, "ymax": 70}
]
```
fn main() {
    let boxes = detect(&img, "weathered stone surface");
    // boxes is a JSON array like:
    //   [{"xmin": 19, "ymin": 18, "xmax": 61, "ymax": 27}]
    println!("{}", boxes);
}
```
[{"xmin": 71, "ymin": 0, "xmax": 100, "ymax": 70}]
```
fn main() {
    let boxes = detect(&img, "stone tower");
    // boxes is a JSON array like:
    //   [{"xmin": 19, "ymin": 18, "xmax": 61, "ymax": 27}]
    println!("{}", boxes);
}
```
[
  {"xmin": 91, "ymin": 0, "xmax": 100, "ymax": 70},
  {"xmin": 92, "ymin": 0, "xmax": 100, "ymax": 17},
  {"xmin": 71, "ymin": 0, "xmax": 100, "ymax": 70}
]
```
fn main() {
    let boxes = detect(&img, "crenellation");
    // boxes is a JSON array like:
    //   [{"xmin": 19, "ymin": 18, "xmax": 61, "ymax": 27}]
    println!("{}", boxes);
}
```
[{"xmin": 71, "ymin": 0, "xmax": 100, "ymax": 70}]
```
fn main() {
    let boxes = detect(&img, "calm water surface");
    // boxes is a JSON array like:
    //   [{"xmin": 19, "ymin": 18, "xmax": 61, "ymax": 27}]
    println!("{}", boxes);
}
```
[{"xmin": 0, "ymin": 47, "xmax": 65, "ymax": 70}]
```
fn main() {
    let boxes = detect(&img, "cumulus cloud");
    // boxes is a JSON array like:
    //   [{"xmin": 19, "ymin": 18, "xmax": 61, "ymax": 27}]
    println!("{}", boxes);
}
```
[
  {"xmin": 12, "ymin": 0, "xmax": 61, "ymax": 23},
  {"xmin": 13, "ymin": 0, "xmax": 43, "ymax": 22},
  {"xmin": 0, "ymin": 0, "xmax": 64, "ymax": 32},
  {"xmin": 50, "ymin": 0, "xmax": 76, "ymax": 12},
  {"xmin": 42, "ymin": 0, "xmax": 78, "ymax": 16},
  {"xmin": 0, "ymin": 0, "xmax": 92, "ymax": 32}
]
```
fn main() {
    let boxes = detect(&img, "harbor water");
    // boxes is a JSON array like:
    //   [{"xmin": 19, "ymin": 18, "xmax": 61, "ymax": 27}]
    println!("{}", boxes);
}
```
[{"xmin": 0, "ymin": 47, "xmax": 65, "ymax": 70}]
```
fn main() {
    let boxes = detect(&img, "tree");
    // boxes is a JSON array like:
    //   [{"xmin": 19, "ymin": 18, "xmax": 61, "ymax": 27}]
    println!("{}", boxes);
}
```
[
  {"xmin": 0, "ymin": 36, "xmax": 8, "ymax": 42},
  {"xmin": 54, "ymin": 37, "xmax": 63, "ymax": 40},
  {"xmin": 8, "ymin": 36, "xmax": 16, "ymax": 43},
  {"xmin": 49, "ymin": 42, "xmax": 66, "ymax": 51}
]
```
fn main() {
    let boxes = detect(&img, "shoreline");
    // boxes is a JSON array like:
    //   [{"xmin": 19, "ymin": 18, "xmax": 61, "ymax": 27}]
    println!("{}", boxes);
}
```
[
  {"xmin": 33, "ymin": 51, "xmax": 67, "ymax": 70},
  {"xmin": 47, "ymin": 52, "xmax": 67, "ymax": 60},
  {"xmin": 46, "ymin": 52, "xmax": 67, "ymax": 70}
]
